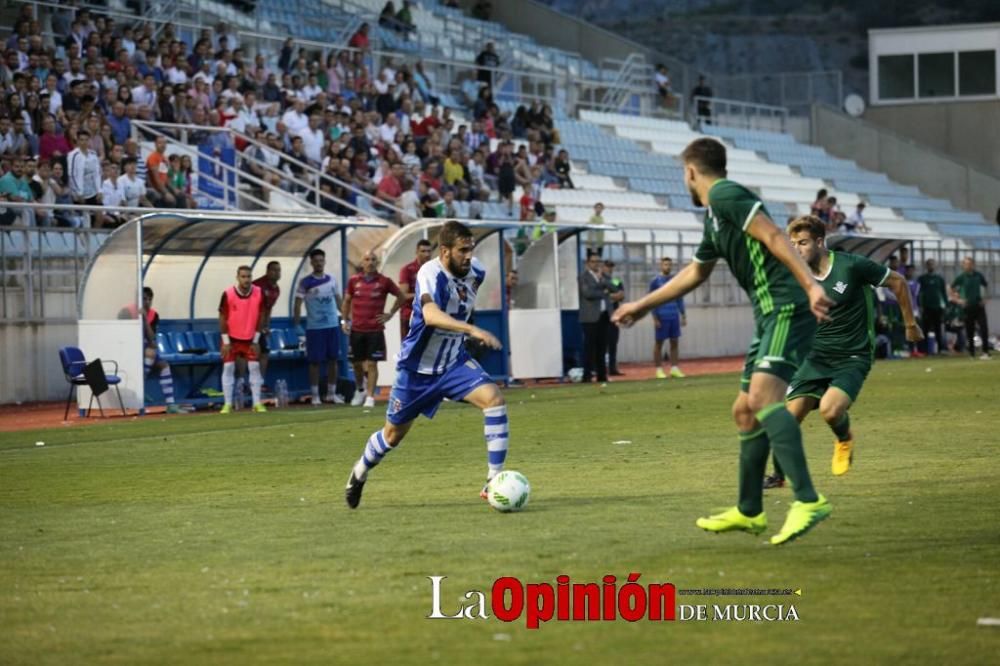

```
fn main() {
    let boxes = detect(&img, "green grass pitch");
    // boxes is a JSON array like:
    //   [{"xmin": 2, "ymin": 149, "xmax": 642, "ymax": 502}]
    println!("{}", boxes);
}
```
[{"xmin": 1, "ymin": 357, "xmax": 998, "ymax": 664}]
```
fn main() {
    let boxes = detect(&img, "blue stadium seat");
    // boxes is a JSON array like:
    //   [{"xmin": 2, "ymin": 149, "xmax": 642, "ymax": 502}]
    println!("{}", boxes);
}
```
[{"xmin": 157, "ymin": 332, "xmax": 183, "ymax": 363}]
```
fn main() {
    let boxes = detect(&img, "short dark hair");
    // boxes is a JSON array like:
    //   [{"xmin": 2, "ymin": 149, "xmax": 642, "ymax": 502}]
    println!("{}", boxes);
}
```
[
  {"xmin": 237, "ymin": 265, "xmax": 252, "ymax": 274},
  {"xmin": 266, "ymin": 260, "xmax": 280, "ymax": 270},
  {"xmin": 680, "ymin": 138, "xmax": 726, "ymax": 177},
  {"xmin": 787, "ymin": 215, "xmax": 826, "ymax": 240},
  {"xmin": 309, "ymin": 249, "xmax": 325, "ymax": 259},
  {"xmin": 438, "ymin": 220, "xmax": 473, "ymax": 248},
  {"xmin": 416, "ymin": 239, "xmax": 432, "ymax": 249},
  {"xmin": 143, "ymin": 286, "xmax": 153, "ymax": 297}
]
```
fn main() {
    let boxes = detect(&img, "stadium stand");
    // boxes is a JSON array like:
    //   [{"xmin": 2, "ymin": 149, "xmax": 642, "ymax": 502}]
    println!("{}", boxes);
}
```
[{"xmin": 1, "ymin": 0, "xmax": 997, "ymax": 318}]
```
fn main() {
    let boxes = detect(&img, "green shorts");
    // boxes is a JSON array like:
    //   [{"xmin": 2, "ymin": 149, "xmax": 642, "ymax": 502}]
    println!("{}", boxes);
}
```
[
  {"xmin": 787, "ymin": 354, "xmax": 871, "ymax": 405},
  {"xmin": 740, "ymin": 303, "xmax": 816, "ymax": 390}
]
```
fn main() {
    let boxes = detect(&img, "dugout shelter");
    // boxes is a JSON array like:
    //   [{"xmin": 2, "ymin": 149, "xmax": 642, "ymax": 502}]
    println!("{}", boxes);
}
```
[{"xmin": 76, "ymin": 212, "xmax": 387, "ymax": 414}]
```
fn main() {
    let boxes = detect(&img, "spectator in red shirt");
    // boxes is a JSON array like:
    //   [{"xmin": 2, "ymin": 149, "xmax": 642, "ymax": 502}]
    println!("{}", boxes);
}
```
[
  {"xmin": 349, "ymin": 23, "xmax": 371, "ymax": 51},
  {"xmin": 343, "ymin": 250, "xmax": 403, "ymax": 408},
  {"xmin": 252, "ymin": 261, "xmax": 282, "ymax": 387},
  {"xmin": 398, "ymin": 238, "xmax": 433, "ymax": 337},
  {"xmin": 375, "ymin": 161, "xmax": 405, "ymax": 214},
  {"xmin": 519, "ymin": 185, "xmax": 535, "ymax": 221},
  {"xmin": 412, "ymin": 105, "xmax": 441, "ymax": 141}
]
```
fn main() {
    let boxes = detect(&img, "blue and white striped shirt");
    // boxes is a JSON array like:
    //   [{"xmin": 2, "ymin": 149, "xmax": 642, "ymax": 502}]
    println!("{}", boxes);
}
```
[{"xmin": 398, "ymin": 257, "xmax": 486, "ymax": 375}]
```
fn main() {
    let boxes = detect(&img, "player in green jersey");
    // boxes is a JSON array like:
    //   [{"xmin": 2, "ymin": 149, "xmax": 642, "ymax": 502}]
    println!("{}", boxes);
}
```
[
  {"xmin": 763, "ymin": 216, "xmax": 923, "ymax": 488},
  {"xmin": 613, "ymin": 139, "xmax": 835, "ymax": 546},
  {"xmin": 951, "ymin": 257, "xmax": 991, "ymax": 360}
]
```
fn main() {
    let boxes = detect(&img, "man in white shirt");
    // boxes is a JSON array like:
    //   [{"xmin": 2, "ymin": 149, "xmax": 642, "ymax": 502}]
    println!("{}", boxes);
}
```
[
  {"xmin": 845, "ymin": 202, "xmax": 870, "ymax": 234},
  {"xmin": 379, "ymin": 114, "xmax": 399, "ymax": 144},
  {"xmin": 44, "ymin": 74, "xmax": 63, "ymax": 115},
  {"xmin": 281, "ymin": 98, "xmax": 308, "ymax": 137},
  {"xmin": 131, "ymin": 73, "xmax": 158, "ymax": 112},
  {"xmin": 120, "ymin": 157, "xmax": 149, "ymax": 209},
  {"xmin": 67, "ymin": 130, "xmax": 103, "ymax": 227},
  {"xmin": 100, "ymin": 162, "xmax": 127, "ymax": 226},
  {"xmin": 166, "ymin": 59, "xmax": 188, "ymax": 86},
  {"xmin": 301, "ymin": 74, "xmax": 323, "ymax": 102},
  {"xmin": 297, "ymin": 113, "xmax": 325, "ymax": 166}
]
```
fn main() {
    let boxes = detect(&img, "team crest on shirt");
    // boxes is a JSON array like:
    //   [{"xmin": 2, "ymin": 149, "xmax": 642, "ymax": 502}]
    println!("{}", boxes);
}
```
[{"xmin": 833, "ymin": 281, "xmax": 848, "ymax": 294}]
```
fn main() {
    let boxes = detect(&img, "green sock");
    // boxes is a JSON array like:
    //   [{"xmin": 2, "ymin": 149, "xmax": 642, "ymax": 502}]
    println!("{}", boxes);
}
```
[
  {"xmin": 830, "ymin": 412, "xmax": 851, "ymax": 441},
  {"xmin": 772, "ymin": 454, "xmax": 785, "ymax": 479},
  {"xmin": 737, "ymin": 428, "xmax": 770, "ymax": 517},
  {"xmin": 757, "ymin": 403, "xmax": 818, "ymax": 503}
]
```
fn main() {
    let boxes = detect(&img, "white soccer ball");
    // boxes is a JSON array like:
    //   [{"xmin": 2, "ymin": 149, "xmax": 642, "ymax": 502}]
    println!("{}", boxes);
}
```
[
  {"xmin": 568, "ymin": 367, "xmax": 584, "ymax": 383},
  {"xmin": 487, "ymin": 471, "xmax": 531, "ymax": 512}
]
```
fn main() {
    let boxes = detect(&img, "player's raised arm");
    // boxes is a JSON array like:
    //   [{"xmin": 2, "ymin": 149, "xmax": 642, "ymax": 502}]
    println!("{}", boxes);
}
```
[
  {"xmin": 420, "ymin": 293, "xmax": 501, "ymax": 349},
  {"xmin": 613, "ymin": 260, "xmax": 714, "ymax": 327},
  {"xmin": 883, "ymin": 270, "xmax": 924, "ymax": 343},
  {"xmin": 746, "ymin": 212, "xmax": 833, "ymax": 322}
]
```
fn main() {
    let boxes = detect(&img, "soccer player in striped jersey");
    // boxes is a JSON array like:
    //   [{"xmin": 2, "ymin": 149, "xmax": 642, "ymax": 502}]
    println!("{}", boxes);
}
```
[
  {"xmin": 763, "ymin": 216, "xmax": 922, "ymax": 487},
  {"xmin": 345, "ymin": 221, "xmax": 508, "ymax": 509},
  {"xmin": 614, "ymin": 138, "xmax": 835, "ymax": 545}
]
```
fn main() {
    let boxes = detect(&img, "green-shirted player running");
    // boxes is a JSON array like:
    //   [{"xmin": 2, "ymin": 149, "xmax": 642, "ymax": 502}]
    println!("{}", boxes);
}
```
[
  {"xmin": 763, "ymin": 216, "xmax": 923, "ymax": 489},
  {"xmin": 614, "ymin": 138, "xmax": 836, "ymax": 546}
]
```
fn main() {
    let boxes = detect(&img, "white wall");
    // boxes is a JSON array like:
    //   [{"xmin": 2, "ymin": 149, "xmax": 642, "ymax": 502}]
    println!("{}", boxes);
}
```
[
  {"xmin": 0, "ymin": 323, "xmax": 79, "ymax": 404},
  {"xmin": 615, "ymin": 304, "xmax": 755, "ymax": 364}
]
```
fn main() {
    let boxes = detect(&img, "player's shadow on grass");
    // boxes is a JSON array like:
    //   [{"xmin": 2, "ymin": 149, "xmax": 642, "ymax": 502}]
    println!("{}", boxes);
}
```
[{"xmin": 377, "ymin": 493, "xmax": 674, "ymax": 512}]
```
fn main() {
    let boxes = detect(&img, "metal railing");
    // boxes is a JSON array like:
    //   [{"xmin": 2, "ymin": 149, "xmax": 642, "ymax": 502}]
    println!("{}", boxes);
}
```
[
  {"xmin": 711, "ymin": 70, "xmax": 844, "ymax": 117},
  {"xmin": 1, "ymin": 217, "xmax": 112, "ymax": 324},
  {"xmin": 690, "ymin": 96, "xmax": 790, "ymax": 133},
  {"xmin": 2, "ymin": 202, "xmax": 998, "ymax": 324},
  {"xmin": 130, "ymin": 120, "xmax": 406, "ymax": 221}
]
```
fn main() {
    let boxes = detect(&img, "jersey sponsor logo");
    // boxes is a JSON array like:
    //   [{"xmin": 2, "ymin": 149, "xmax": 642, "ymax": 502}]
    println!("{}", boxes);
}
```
[{"xmin": 833, "ymin": 281, "xmax": 848, "ymax": 294}]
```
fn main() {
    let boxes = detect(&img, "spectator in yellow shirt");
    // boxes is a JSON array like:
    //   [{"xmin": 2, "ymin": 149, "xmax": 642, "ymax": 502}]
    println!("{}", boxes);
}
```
[{"xmin": 443, "ymin": 148, "xmax": 465, "ymax": 187}]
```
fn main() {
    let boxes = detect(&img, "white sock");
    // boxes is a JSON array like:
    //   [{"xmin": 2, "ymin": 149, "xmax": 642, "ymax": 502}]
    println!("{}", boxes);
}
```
[
  {"xmin": 222, "ymin": 362, "xmax": 235, "ymax": 405},
  {"xmin": 311, "ymin": 385, "xmax": 320, "ymax": 398},
  {"xmin": 248, "ymin": 361, "xmax": 262, "ymax": 405},
  {"xmin": 484, "ymin": 405, "xmax": 509, "ymax": 479},
  {"xmin": 159, "ymin": 366, "xmax": 175, "ymax": 404},
  {"xmin": 328, "ymin": 383, "xmax": 338, "ymax": 397}
]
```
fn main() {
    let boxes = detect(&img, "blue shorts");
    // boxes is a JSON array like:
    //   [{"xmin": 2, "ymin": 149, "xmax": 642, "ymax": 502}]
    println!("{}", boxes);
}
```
[
  {"xmin": 306, "ymin": 327, "xmax": 341, "ymax": 363},
  {"xmin": 386, "ymin": 359, "xmax": 494, "ymax": 425},
  {"xmin": 655, "ymin": 315, "xmax": 681, "ymax": 341}
]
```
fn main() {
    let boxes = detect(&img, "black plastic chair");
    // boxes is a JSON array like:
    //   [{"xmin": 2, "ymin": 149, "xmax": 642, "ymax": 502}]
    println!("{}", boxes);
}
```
[{"xmin": 58, "ymin": 346, "xmax": 127, "ymax": 420}]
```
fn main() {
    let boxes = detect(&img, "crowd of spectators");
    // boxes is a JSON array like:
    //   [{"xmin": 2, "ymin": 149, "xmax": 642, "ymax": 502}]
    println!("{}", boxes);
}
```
[
  {"xmin": 0, "ymin": 2, "xmax": 573, "ymax": 230},
  {"xmin": 810, "ymin": 188, "xmax": 870, "ymax": 235}
]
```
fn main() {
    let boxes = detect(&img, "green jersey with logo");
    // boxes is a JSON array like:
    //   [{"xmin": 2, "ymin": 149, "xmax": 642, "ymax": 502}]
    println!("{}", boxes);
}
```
[
  {"xmin": 813, "ymin": 251, "xmax": 890, "ymax": 359},
  {"xmin": 952, "ymin": 271, "xmax": 987, "ymax": 307},
  {"xmin": 694, "ymin": 179, "xmax": 807, "ymax": 318}
]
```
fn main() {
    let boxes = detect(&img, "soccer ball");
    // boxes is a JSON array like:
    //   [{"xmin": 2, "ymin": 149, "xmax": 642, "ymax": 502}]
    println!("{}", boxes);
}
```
[
  {"xmin": 486, "ymin": 471, "xmax": 531, "ymax": 512},
  {"xmin": 567, "ymin": 367, "xmax": 584, "ymax": 383}
]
